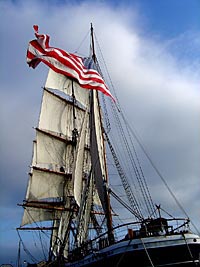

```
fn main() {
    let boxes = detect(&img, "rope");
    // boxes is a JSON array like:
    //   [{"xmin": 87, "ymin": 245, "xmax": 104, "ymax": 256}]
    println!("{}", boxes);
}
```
[
  {"xmin": 74, "ymin": 29, "xmax": 90, "ymax": 54},
  {"xmin": 123, "ymin": 116, "xmax": 155, "ymax": 216},
  {"xmin": 125, "ymin": 119, "xmax": 200, "ymax": 235},
  {"xmin": 116, "ymin": 239, "xmax": 132, "ymax": 267},
  {"xmin": 182, "ymin": 233, "xmax": 195, "ymax": 264},
  {"xmin": 17, "ymin": 230, "xmax": 38, "ymax": 263},
  {"xmin": 123, "ymin": 117, "xmax": 155, "ymax": 216},
  {"xmin": 39, "ymin": 230, "xmax": 47, "ymax": 261},
  {"xmin": 93, "ymin": 31, "xmax": 200, "ymax": 235},
  {"xmin": 140, "ymin": 238, "xmax": 155, "ymax": 267},
  {"xmin": 106, "ymin": 132, "xmax": 143, "ymax": 220},
  {"xmin": 94, "ymin": 32, "xmax": 156, "ymax": 218}
]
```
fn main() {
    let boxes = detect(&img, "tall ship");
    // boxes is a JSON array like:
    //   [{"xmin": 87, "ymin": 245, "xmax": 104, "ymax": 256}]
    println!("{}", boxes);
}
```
[{"xmin": 17, "ymin": 25, "xmax": 200, "ymax": 267}]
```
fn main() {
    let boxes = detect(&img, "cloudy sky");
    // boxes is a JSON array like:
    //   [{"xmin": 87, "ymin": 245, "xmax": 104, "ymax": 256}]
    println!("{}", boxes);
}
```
[{"xmin": 1, "ymin": 0, "xmax": 200, "ymax": 265}]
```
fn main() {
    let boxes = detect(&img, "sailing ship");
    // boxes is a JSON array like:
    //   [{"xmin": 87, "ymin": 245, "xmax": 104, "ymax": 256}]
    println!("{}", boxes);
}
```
[{"xmin": 17, "ymin": 25, "xmax": 200, "ymax": 267}]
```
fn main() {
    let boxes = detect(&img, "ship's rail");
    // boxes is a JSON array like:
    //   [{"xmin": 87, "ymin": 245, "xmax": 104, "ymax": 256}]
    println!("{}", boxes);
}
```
[{"xmin": 69, "ymin": 217, "xmax": 190, "ymax": 261}]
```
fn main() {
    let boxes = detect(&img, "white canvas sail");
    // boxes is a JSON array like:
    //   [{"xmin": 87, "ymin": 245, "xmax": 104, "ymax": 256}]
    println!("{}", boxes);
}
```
[
  {"xmin": 39, "ymin": 89, "xmax": 86, "ymax": 138},
  {"xmin": 21, "ymin": 68, "xmax": 97, "ymax": 258},
  {"xmin": 20, "ymin": 54, "xmax": 112, "ymax": 260},
  {"xmin": 26, "ymin": 169, "xmax": 66, "ymax": 201},
  {"xmin": 36, "ymin": 130, "xmax": 68, "ymax": 170},
  {"xmin": 21, "ymin": 207, "xmax": 60, "ymax": 226},
  {"xmin": 32, "ymin": 140, "xmax": 37, "ymax": 167},
  {"xmin": 45, "ymin": 68, "xmax": 89, "ymax": 107}
]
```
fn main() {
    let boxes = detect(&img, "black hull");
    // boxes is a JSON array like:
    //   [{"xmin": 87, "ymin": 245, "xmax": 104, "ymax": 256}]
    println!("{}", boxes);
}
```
[
  {"xmin": 72, "ymin": 246, "xmax": 199, "ymax": 267},
  {"xmin": 66, "ymin": 234, "xmax": 200, "ymax": 267}
]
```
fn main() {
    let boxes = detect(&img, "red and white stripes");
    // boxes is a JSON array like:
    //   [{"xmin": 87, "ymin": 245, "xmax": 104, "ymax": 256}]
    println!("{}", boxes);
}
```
[{"xmin": 27, "ymin": 25, "xmax": 114, "ymax": 100}]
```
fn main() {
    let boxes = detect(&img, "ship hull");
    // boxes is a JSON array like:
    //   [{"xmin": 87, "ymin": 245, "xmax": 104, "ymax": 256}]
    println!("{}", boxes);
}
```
[{"xmin": 67, "ymin": 233, "xmax": 200, "ymax": 267}]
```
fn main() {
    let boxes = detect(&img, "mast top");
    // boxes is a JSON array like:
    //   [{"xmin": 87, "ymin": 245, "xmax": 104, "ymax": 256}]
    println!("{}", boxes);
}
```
[{"xmin": 90, "ymin": 23, "xmax": 96, "ymax": 63}]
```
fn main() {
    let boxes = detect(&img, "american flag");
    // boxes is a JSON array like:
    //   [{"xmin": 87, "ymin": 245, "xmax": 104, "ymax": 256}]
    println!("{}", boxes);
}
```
[{"xmin": 27, "ymin": 25, "xmax": 114, "ymax": 100}]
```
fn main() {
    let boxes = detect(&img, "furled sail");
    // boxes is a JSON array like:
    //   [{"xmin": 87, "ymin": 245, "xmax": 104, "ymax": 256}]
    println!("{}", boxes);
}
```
[
  {"xmin": 75, "ymin": 172, "xmax": 94, "ymax": 246},
  {"xmin": 51, "ymin": 209, "xmax": 71, "ymax": 258},
  {"xmin": 73, "ymin": 107, "xmax": 90, "ymax": 206},
  {"xmin": 90, "ymin": 90, "xmax": 107, "ymax": 212}
]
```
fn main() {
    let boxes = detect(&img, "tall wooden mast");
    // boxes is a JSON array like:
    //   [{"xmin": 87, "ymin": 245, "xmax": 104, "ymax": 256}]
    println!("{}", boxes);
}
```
[{"xmin": 90, "ymin": 23, "xmax": 114, "ymax": 244}]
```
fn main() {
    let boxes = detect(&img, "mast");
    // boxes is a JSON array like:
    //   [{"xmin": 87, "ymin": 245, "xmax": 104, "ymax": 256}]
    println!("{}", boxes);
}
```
[
  {"xmin": 90, "ymin": 23, "xmax": 114, "ymax": 244},
  {"xmin": 90, "ymin": 23, "xmax": 96, "ymax": 62}
]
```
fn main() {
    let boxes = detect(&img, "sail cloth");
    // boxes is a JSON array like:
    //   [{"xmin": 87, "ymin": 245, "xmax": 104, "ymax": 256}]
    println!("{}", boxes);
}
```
[{"xmin": 27, "ymin": 25, "xmax": 114, "ymax": 100}]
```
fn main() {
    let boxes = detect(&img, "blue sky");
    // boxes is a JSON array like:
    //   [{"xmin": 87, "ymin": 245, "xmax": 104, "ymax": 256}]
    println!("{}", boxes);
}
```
[
  {"xmin": 0, "ymin": 0, "xmax": 200, "ymax": 265},
  {"xmin": 136, "ymin": 0, "xmax": 200, "ymax": 34}
]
